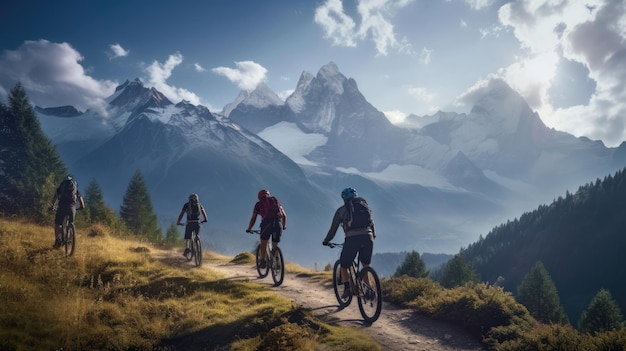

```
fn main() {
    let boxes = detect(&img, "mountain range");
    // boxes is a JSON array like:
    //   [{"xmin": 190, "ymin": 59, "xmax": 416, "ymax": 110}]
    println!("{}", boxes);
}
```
[{"xmin": 35, "ymin": 62, "xmax": 626, "ymax": 267}]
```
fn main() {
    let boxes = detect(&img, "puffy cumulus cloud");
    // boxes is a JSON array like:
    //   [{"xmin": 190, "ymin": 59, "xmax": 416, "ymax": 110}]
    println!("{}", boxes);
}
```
[
  {"xmin": 0, "ymin": 40, "xmax": 117, "ymax": 113},
  {"xmin": 383, "ymin": 109, "xmax": 407, "ymax": 124},
  {"xmin": 108, "ymin": 43, "xmax": 129, "ymax": 59},
  {"xmin": 211, "ymin": 61, "xmax": 268, "ymax": 91},
  {"xmin": 460, "ymin": 1, "xmax": 626, "ymax": 147},
  {"xmin": 144, "ymin": 52, "xmax": 202, "ymax": 105},
  {"xmin": 314, "ymin": 0, "xmax": 414, "ymax": 56}
]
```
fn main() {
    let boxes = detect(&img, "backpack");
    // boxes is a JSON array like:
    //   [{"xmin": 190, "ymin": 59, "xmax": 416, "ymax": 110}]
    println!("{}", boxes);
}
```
[
  {"xmin": 59, "ymin": 179, "xmax": 77, "ymax": 204},
  {"xmin": 187, "ymin": 198, "xmax": 201, "ymax": 220},
  {"xmin": 259, "ymin": 196, "xmax": 281, "ymax": 219},
  {"xmin": 345, "ymin": 197, "xmax": 371, "ymax": 230}
]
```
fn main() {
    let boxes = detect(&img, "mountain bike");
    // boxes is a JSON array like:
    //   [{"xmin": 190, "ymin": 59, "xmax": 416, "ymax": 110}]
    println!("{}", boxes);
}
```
[
  {"xmin": 249, "ymin": 230, "xmax": 284, "ymax": 286},
  {"xmin": 179, "ymin": 221, "xmax": 206, "ymax": 267},
  {"xmin": 326, "ymin": 242, "xmax": 382, "ymax": 323},
  {"xmin": 51, "ymin": 205, "xmax": 81, "ymax": 257}
]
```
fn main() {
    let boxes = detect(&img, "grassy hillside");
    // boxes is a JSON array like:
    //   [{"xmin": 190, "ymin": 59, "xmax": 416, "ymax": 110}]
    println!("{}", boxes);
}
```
[{"xmin": 0, "ymin": 218, "xmax": 378, "ymax": 351}]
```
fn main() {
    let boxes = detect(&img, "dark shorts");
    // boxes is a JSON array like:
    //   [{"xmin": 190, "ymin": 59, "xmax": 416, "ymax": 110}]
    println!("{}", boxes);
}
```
[
  {"xmin": 340, "ymin": 234, "xmax": 373, "ymax": 268},
  {"xmin": 260, "ymin": 218, "xmax": 282, "ymax": 242},
  {"xmin": 184, "ymin": 222, "xmax": 200, "ymax": 240},
  {"xmin": 54, "ymin": 206, "xmax": 76, "ymax": 226}
]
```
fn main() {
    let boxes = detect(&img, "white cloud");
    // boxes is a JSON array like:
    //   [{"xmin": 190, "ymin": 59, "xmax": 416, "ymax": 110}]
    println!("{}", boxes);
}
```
[
  {"xmin": 408, "ymin": 86, "xmax": 435, "ymax": 103},
  {"xmin": 419, "ymin": 47, "xmax": 432, "ymax": 64},
  {"xmin": 314, "ymin": 0, "xmax": 415, "ymax": 56},
  {"xmin": 108, "ymin": 43, "xmax": 129, "ymax": 59},
  {"xmin": 383, "ymin": 110, "xmax": 407, "ymax": 124},
  {"xmin": 194, "ymin": 63, "xmax": 206, "ymax": 72},
  {"xmin": 494, "ymin": 0, "xmax": 626, "ymax": 147},
  {"xmin": 0, "ymin": 40, "xmax": 117, "ymax": 113},
  {"xmin": 144, "ymin": 52, "xmax": 202, "ymax": 105},
  {"xmin": 211, "ymin": 61, "xmax": 268, "ymax": 91}
]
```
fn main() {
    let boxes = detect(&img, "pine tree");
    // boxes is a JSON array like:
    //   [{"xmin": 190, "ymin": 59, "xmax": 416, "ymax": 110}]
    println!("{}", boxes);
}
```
[
  {"xmin": 119, "ymin": 170, "xmax": 162, "ymax": 242},
  {"xmin": 517, "ymin": 261, "xmax": 568, "ymax": 324},
  {"xmin": 579, "ymin": 289, "xmax": 624, "ymax": 333},
  {"xmin": 0, "ymin": 83, "xmax": 66, "ymax": 218},
  {"xmin": 164, "ymin": 223, "xmax": 183, "ymax": 246},
  {"xmin": 394, "ymin": 251, "xmax": 429, "ymax": 278},
  {"xmin": 439, "ymin": 254, "xmax": 479, "ymax": 288},
  {"xmin": 83, "ymin": 178, "xmax": 117, "ymax": 225}
]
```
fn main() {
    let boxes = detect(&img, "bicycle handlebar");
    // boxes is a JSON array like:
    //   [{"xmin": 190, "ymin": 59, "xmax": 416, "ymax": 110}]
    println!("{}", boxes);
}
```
[{"xmin": 178, "ymin": 220, "xmax": 207, "ymax": 226}]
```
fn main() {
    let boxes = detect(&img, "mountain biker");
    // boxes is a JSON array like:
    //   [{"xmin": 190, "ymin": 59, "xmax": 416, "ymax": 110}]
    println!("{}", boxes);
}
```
[
  {"xmin": 49, "ymin": 175, "xmax": 85, "ymax": 249},
  {"xmin": 322, "ymin": 187, "xmax": 376, "ymax": 298},
  {"xmin": 246, "ymin": 189, "xmax": 287, "ymax": 268},
  {"xmin": 176, "ymin": 193, "xmax": 208, "ymax": 257}
]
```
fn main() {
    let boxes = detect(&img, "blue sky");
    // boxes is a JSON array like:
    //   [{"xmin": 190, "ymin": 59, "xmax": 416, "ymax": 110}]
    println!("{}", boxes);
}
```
[{"xmin": 1, "ymin": 0, "xmax": 625, "ymax": 147}]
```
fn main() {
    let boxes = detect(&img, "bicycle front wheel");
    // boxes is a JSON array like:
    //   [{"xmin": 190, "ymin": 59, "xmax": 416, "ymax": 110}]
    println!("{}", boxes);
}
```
[
  {"xmin": 65, "ymin": 223, "xmax": 76, "ymax": 257},
  {"xmin": 193, "ymin": 235, "xmax": 202, "ymax": 267},
  {"xmin": 271, "ymin": 247, "xmax": 284, "ymax": 286},
  {"xmin": 332, "ymin": 260, "xmax": 351, "ymax": 307},
  {"xmin": 357, "ymin": 266, "xmax": 382, "ymax": 323},
  {"xmin": 255, "ymin": 244, "xmax": 269, "ymax": 278}
]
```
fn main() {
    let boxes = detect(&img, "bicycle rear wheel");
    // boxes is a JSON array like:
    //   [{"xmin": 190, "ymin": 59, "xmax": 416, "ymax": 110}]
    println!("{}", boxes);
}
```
[
  {"xmin": 255, "ymin": 244, "xmax": 269, "ymax": 278},
  {"xmin": 332, "ymin": 260, "xmax": 351, "ymax": 307},
  {"xmin": 193, "ymin": 235, "xmax": 202, "ymax": 267},
  {"xmin": 271, "ymin": 247, "xmax": 284, "ymax": 286},
  {"xmin": 65, "ymin": 223, "xmax": 76, "ymax": 257},
  {"xmin": 357, "ymin": 266, "xmax": 382, "ymax": 323}
]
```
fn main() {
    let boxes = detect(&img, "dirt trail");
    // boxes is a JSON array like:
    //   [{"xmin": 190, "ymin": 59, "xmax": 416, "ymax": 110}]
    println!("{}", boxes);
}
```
[{"xmin": 197, "ymin": 254, "xmax": 486, "ymax": 351}]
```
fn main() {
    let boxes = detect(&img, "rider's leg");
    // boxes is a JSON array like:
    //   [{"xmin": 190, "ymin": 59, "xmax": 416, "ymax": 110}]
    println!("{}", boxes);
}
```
[{"xmin": 260, "ymin": 239, "xmax": 269, "ymax": 261}]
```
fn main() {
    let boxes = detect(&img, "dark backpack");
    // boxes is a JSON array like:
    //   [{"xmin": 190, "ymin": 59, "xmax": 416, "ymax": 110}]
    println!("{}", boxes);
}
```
[
  {"xmin": 345, "ymin": 197, "xmax": 371, "ymax": 230},
  {"xmin": 187, "ymin": 198, "xmax": 201, "ymax": 220},
  {"xmin": 59, "ymin": 179, "xmax": 77, "ymax": 204},
  {"xmin": 259, "ymin": 196, "xmax": 281, "ymax": 219}
]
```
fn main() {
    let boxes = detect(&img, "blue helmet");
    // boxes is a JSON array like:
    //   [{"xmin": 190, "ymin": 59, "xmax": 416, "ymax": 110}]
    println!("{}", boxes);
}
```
[{"xmin": 341, "ymin": 187, "xmax": 357, "ymax": 200}]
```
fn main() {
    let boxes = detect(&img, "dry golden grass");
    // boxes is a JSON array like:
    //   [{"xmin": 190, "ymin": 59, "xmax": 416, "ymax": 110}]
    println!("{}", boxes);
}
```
[{"xmin": 0, "ymin": 217, "xmax": 378, "ymax": 351}]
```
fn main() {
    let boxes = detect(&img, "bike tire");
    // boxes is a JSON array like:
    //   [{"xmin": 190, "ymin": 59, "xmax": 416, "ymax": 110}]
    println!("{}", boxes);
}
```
[
  {"xmin": 271, "ymin": 247, "xmax": 284, "ymax": 286},
  {"xmin": 65, "ymin": 223, "xmax": 76, "ymax": 257},
  {"xmin": 193, "ymin": 235, "xmax": 202, "ymax": 267},
  {"xmin": 357, "ymin": 266, "xmax": 382, "ymax": 323},
  {"xmin": 185, "ymin": 230, "xmax": 195, "ymax": 262},
  {"xmin": 255, "ymin": 244, "xmax": 269, "ymax": 278},
  {"xmin": 332, "ymin": 260, "xmax": 352, "ymax": 307}
]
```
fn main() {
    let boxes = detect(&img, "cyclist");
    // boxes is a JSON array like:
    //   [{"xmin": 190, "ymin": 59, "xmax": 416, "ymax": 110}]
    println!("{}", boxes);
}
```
[
  {"xmin": 49, "ymin": 175, "xmax": 85, "ymax": 249},
  {"xmin": 176, "ymin": 193, "xmax": 208, "ymax": 257},
  {"xmin": 323, "ymin": 187, "xmax": 376, "ymax": 298},
  {"xmin": 246, "ymin": 189, "xmax": 287, "ymax": 268}
]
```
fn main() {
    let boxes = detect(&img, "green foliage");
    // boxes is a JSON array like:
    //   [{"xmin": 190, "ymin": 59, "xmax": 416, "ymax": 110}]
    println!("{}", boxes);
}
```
[
  {"xmin": 461, "ymin": 167, "xmax": 626, "ymax": 322},
  {"xmin": 393, "ymin": 250, "xmax": 429, "ymax": 278},
  {"xmin": 164, "ymin": 223, "xmax": 183, "ymax": 246},
  {"xmin": 0, "ymin": 83, "xmax": 67, "ymax": 219},
  {"xmin": 579, "ymin": 289, "xmax": 624, "ymax": 334},
  {"xmin": 438, "ymin": 254, "xmax": 479, "ymax": 288},
  {"xmin": 83, "ymin": 178, "xmax": 119, "ymax": 226},
  {"xmin": 119, "ymin": 170, "xmax": 162, "ymax": 242},
  {"xmin": 517, "ymin": 261, "xmax": 568, "ymax": 324}
]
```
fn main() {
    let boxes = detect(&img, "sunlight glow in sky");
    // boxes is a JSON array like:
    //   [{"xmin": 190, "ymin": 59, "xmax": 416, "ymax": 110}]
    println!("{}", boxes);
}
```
[{"xmin": 1, "ymin": 0, "xmax": 625, "ymax": 147}]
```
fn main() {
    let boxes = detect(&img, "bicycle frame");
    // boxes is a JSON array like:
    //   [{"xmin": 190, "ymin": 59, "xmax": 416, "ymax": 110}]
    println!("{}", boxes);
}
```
[{"xmin": 249, "ymin": 229, "xmax": 284, "ymax": 286}]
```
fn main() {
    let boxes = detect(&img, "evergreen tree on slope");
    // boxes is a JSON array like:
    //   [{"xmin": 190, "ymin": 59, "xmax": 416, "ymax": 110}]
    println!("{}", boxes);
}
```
[
  {"xmin": 517, "ymin": 261, "xmax": 568, "ymax": 324},
  {"xmin": 0, "ymin": 83, "xmax": 66, "ymax": 219},
  {"xmin": 119, "ymin": 170, "xmax": 162, "ymax": 242}
]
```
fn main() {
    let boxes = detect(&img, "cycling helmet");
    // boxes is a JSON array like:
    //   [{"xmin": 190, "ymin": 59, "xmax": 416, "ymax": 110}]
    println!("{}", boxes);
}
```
[
  {"xmin": 65, "ymin": 174, "xmax": 73, "ymax": 181},
  {"xmin": 341, "ymin": 187, "xmax": 357, "ymax": 200},
  {"xmin": 189, "ymin": 193, "xmax": 199, "ymax": 201},
  {"xmin": 258, "ymin": 189, "xmax": 270, "ymax": 200}
]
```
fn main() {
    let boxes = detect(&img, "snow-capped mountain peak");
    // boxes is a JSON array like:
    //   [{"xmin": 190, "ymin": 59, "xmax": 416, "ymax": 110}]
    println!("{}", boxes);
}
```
[{"xmin": 221, "ymin": 82, "xmax": 283, "ymax": 117}]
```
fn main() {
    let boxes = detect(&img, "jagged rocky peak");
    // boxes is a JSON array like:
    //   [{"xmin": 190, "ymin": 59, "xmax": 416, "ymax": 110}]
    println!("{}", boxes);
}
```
[
  {"xmin": 35, "ymin": 105, "xmax": 82, "ymax": 117},
  {"xmin": 317, "ymin": 61, "xmax": 345, "ymax": 94},
  {"xmin": 109, "ymin": 78, "xmax": 172, "ymax": 110}
]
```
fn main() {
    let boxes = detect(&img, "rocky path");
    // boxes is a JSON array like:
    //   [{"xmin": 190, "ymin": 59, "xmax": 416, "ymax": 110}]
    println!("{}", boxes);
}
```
[{"xmin": 203, "ymin": 256, "xmax": 485, "ymax": 351}]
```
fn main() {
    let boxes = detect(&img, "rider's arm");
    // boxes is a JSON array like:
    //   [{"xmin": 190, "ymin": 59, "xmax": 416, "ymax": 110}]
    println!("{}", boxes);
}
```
[
  {"xmin": 176, "ymin": 209, "xmax": 185, "ymax": 225},
  {"xmin": 246, "ymin": 211, "xmax": 257, "ymax": 232},
  {"xmin": 78, "ymin": 194, "xmax": 85, "ymax": 209},
  {"xmin": 280, "ymin": 207, "xmax": 287, "ymax": 230},
  {"xmin": 201, "ymin": 207, "xmax": 208, "ymax": 222},
  {"xmin": 323, "ymin": 207, "xmax": 343, "ymax": 244}
]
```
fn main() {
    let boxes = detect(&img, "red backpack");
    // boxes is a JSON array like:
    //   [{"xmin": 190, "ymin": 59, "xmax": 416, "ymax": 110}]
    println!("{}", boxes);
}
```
[{"xmin": 259, "ymin": 196, "xmax": 281, "ymax": 219}]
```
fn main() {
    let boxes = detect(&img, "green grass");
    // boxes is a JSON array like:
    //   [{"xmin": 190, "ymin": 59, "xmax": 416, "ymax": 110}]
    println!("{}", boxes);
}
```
[{"xmin": 0, "ymin": 218, "xmax": 378, "ymax": 351}]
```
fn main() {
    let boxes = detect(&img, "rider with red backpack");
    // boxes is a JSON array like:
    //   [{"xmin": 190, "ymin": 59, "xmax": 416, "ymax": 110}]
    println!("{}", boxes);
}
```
[
  {"xmin": 246, "ymin": 189, "xmax": 287, "ymax": 268},
  {"xmin": 49, "ymin": 175, "xmax": 85, "ymax": 249}
]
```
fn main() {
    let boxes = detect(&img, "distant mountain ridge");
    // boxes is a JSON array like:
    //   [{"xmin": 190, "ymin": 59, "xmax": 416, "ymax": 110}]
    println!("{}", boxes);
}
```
[{"xmin": 35, "ymin": 62, "xmax": 626, "ymax": 267}]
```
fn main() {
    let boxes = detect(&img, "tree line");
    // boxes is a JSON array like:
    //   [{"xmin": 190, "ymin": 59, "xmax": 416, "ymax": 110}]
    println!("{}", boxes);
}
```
[{"xmin": 0, "ymin": 83, "xmax": 181, "ymax": 245}]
